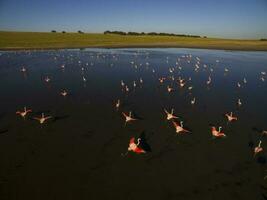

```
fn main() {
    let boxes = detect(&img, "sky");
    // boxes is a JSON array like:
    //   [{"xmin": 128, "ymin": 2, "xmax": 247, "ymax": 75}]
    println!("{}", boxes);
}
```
[{"xmin": 0, "ymin": 0, "xmax": 267, "ymax": 39}]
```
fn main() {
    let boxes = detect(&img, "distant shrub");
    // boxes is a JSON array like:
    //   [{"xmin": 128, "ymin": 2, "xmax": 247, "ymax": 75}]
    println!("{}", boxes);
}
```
[
  {"xmin": 78, "ymin": 30, "xmax": 84, "ymax": 34},
  {"xmin": 62, "ymin": 31, "xmax": 66, "ymax": 34},
  {"xmin": 104, "ymin": 30, "xmax": 127, "ymax": 35},
  {"xmin": 260, "ymin": 39, "xmax": 267, "ymax": 41},
  {"xmin": 103, "ymin": 30, "xmax": 201, "ymax": 38},
  {"xmin": 51, "ymin": 30, "xmax": 56, "ymax": 33}
]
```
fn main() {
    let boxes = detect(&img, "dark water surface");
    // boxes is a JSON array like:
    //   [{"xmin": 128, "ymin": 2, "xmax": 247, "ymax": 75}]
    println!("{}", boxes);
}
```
[{"xmin": 0, "ymin": 48, "xmax": 267, "ymax": 200}]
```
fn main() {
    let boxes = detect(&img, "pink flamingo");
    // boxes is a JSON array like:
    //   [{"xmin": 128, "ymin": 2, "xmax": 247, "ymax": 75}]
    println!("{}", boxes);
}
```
[
  {"xmin": 16, "ymin": 106, "xmax": 32, "ymax": 118},
  {"xmin": 254, "ymin": 140, "xmax": 263, "ymax": 157},
  {"xmin": 164, "ymin": 109, "xmax": 178, "ymax": 120},
  {"xmin": 115, "ymin": 99, "xmax": 120, "ymax": 110},
  {"xmin": 127, "ymin": 137, "xmax": 145, "ymax": 154},
  {"xmin": 172, "ymin": 121, "xmax": 190, "ymax": 134},
  {"xmin": 211, "ymin": 126, "xmax": 226, "ymax": 138},
  {"xmin": 225, "ymin": 112, "xmax": 238, "ymax": 122},
  {"xmin": 33, "ymin": 113, "xmax": 52, "ymax": 124},
  {"xmin": 122, "ymin": 111, "xmax": 137, "ymax": 125}
]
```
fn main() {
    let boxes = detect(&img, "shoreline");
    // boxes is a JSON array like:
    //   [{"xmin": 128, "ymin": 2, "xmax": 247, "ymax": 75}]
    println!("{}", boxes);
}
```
[
  {"xmin": 1, "ymin": 44, "xmax": 267, "ymax": 52},
  {"xmin": 1, "ymin": 31, "xmax": 267, "ymax": 52}
]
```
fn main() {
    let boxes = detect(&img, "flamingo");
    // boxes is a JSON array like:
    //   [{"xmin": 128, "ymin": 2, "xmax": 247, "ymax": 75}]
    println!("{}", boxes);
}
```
[
  {"xmin": 122, "ymin": 111, "xmax": 137, "ymax": 125},
  {"xmin": 44, "ymin": 76, "xmax": 50, "ymax": 83},
  {"xmin": 254, "ymin": 140, "xmax": 263, "ymax": 157},
  {"xmin": 211, "ymin": 126, "xmax": 226, "ymax": 138},
  {"xmin": 16, "ymin": 106, "xmax": 32, "ymax": 118},
  {"xmin": 20, "ymin": 67, "xmax": 27, "ymax": 72},
  {"xmin": 121, "ymin": 80, "xmax": 125, "ymax": 87},
  {"xmin": 115, "ymin": 99, "xmax": 120, "ymax": 110},
  {"xmin": 159, "ymin": 77, "xmax": 165, "ymax": 83},
  {"xmin": 207, "ymin": 76, "xmax": 212, "ymax": 85},
  {"xmin": 172, "ymin": 121, "xmax": 190, "ymax": 134},
  {"xmin": 164, "ymin": 109, "xmax": 178, "ymax": 120},
  {"xmin": 225, "ymin": 112, "xmax": 238, "ymax": 122},
  {"xmin": 167, "ymin": 86, "xmax": 174, "ymax": 93},
  {"xmin": 191, "ymin": 97, "xmax": 196, "ymax": 105},
  {"xmin": 33, "ymin": 113, "xmax": 52, "ymax": 124},
  {"xmin": 133, "ymin": 81, "xmax": 137, "ymax": 88},
  {"xmin": 60, "ymin": 90, "xmax": 68, "ymax": 97},
  {"xmin": 127, "ymin": 137, "xmax": 145, "ymax": 154},
  {"xmin": 82, "ymin": 76, "xmax": 87, "ymax": 82},
  {"xmin": 237, "ymin": 99, "xmax": 242, "ymax": 106},
  {"xmin": 125, "ymin": 85, "xmax": 129, "ymax": 92},
  {"xmin": 179, "ymin": 79, "xmax": 186, "ymax": 88}
]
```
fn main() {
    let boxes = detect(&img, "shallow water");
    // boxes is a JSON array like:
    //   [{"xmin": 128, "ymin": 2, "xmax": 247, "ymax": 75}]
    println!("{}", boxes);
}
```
[{"xmin": 0, "ymin": 48, "xmax": 267, "ymax": 200}]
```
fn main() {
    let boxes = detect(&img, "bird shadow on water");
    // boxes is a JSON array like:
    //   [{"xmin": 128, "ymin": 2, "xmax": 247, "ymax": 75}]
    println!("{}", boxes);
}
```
[
  {"xmin": 138, "ymin": 131, "xmax": 152, "ymax": 152},
  {"xmin": 257, "ymin": 155, "xmax": 266, "ymax": 165},
  {"xmin": 0, "ymin": 129, "xmax": 8, "ymax": 135},
  {"xmin": 52, "ymin": 115, "xmax": 69, "ymax": 123}
]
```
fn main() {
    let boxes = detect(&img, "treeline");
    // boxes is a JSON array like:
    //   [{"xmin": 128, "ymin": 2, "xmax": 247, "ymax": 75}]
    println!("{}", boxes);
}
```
[
  {"xmin": 104, "ymin": 30, "xmax": 202, "ymax": 38},
  {"xmin": 51, "ymin": 30, "xmax": 84, "ymax": 34}
]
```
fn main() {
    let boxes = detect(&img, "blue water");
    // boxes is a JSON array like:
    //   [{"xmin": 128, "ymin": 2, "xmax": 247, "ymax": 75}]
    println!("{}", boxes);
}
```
[{"xmin": 0, "ymin": 48, "xmax": 267, "ymax": 200}]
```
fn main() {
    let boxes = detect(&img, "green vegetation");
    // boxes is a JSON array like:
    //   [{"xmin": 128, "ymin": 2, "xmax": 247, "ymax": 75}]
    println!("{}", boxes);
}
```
[
  {"xmin": 0, "ymin": 31, "xmax": 267, "ymax": 51},
  {"xmin": 104, "ymin": 30, "xmax": 201, "ymax": 38}
]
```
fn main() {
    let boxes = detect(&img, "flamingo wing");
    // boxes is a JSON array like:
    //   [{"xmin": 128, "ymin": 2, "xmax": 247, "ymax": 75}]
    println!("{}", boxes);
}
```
[
  {"xmin": 44, "ymin": 116, "xmax": 52, "ymax": 120},
  {"xmin": 172, "ymin": 121, "xmax": 179, "ymax": 128},
  {"xmin": 129, "ymin": 137, "xmax": 135, "ymax": 144},
  {"xmin": 33, "ymin": 117, "xmax": 41, "ymax": 121},
  {"xmin": 134, "ymin": 147, "xmax": 145, "ymax": 154},
  {"xmin": 122, "ymin": 112, "xmax": 128, "ymax": 118}
]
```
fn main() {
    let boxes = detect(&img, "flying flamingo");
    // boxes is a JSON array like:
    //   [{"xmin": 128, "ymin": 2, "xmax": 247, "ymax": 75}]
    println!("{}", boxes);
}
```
[
  {"xmin": 82, "ymin": 76, "xmax": 87, "ymax": 82},
  {"xmin": 44, "ymin": 76, "xmax": 51, "ymax": 83},
  {"xmin": 207, "ymin": 76, "xmax": 212, "ymax": 85},
  {"xmin": 238, "ymin": 99, "xmax": 242, "ymax": 106},
  {"xmin": 127, "ymin": 137, "xmax": 145, "ymax": 154},
  {"xmin": 21, "ymin": 67, "xmax": 27, "ymax": 73},
  {"xmin": 33, "ymin": 113, "xmax": 52, "ymax": 124},
  {"xmin": 122, "ymin": 111, "xmax": 137, "ymax": 125},
  {"xmin": 16, "ymin": 106, "xmax": 32, "ymax": 118},
  {"xmin": 172, "ymin": 121, "xmax": 190, "ymax": 134},
  {"xmin": 191, "ymin": 97, "xmax": 196, "ymax": 105},
  {"xmin": 211, "ymin": 126, "xmax": 226, "ymax": 138},
  {"xmin": 167, "ymin": 86, "xmax": 174, "ymax": 93},
  {"xmin": 115, "ymin": 99, "xmax": 120, "ymax": 110},
  {"xmin": 225, "ymin": 112, "xmax": 238, "ymax": 122},
  {"xmin": 254, "ymin": 140, "xmax": 263, "ymax": 157},
  {"xmin": 164, "ymin": 109, "xmax": 178, "ymax": 120},
  {"xmin": 121, "ymin": 80, "xmax": 125, "ymax": 87},
  {"xmin": 159, "ymin": 77, "xmax": 165, "ymax": 84},
  {"xmin": 60, "ymin": 90, "xmax": 68, "ymax": 97}
]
